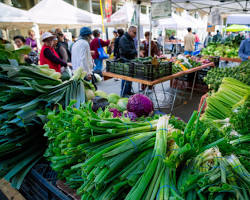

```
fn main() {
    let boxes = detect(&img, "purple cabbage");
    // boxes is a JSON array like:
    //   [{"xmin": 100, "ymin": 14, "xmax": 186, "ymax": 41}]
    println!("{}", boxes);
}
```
[
  {"xmin": 124, "ymin": 111, "xmax": 138, "ymax": 121},
  {"xmin": 109, "ymin": 108, "xmax": 122, "ymax": 118},
  {"xmin": 127, "ymin": 94, "xmax": 154, "ymax": 117}
]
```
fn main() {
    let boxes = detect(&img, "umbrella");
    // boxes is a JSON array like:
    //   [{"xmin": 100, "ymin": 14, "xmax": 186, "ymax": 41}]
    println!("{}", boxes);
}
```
[{"xmin": 226, "ymin": 24, "xmax": 248, "ymax": 32}]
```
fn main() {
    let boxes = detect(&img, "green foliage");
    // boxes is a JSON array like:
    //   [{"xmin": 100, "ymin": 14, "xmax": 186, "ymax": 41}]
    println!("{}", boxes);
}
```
[
  {"xmin": 201, "ymin": 43, "xmax": 239, "ymax": 58},
  {"xmin": 204, "ymin": 60, "xmax": 250, "ymax": 92}
]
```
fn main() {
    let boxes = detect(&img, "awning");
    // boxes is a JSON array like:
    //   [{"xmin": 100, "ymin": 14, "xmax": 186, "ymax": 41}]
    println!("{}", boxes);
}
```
[
  {"xmin": 171, "ymin": 0, "xmax": 250, "ymax": 14},
  {"xmin": 28, "ymin": 0, "xmax": 101, "ymax": 28},
  {"xmin": 226, "ymin": 24, "xmax": 249, "ymax": 32},
  {"xmin": 0, "ymin": 2, "xmax": 32, "ymax": 28},
  {"xmin": 226, "ymin": 14, "xmax": 250, "ymax": 25}
]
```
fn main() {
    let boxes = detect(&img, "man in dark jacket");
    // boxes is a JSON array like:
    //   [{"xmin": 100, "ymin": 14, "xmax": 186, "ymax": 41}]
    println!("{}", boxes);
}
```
[
  {"xmin": 119, "ymin": 26, "xmax": 137, "ymax": 97},
  {"xmin": 114, "ymin": 29, "xmax": 124, "ymax": 59}
]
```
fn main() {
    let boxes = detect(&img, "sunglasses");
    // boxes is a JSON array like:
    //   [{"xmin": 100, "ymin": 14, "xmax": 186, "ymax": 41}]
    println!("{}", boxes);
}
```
[{"xmin": 133, "ymin": 31, "xmax": 137, "ymax": 34}]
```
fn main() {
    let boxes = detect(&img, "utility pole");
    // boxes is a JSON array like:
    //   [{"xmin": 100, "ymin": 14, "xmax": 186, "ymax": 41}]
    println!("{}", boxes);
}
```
[
  {"xmin": 73, "ymin": 0, "xmax": 77, "ymax": 7},
  {"xmin": 3, "ymin": 0, "xmax": 12, "ymax": 6}
]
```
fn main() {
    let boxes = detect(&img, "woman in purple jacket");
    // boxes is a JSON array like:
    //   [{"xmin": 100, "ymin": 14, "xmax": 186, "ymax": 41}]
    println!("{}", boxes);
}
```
[{"xmin": 25, "ymin": 29, "xmax": 38, "ymax": 51}]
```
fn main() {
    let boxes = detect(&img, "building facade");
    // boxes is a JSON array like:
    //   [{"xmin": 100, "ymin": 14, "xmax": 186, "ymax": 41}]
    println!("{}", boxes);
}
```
[{"xmin": 1, "ymin": 0, "xmax": 151, "ymax": 15}]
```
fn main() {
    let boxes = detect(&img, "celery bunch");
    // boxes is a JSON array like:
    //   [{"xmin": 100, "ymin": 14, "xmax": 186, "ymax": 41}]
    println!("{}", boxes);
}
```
[{"xmin": 202, "ymin": 77, "xmax": 250, "ymax": 121}]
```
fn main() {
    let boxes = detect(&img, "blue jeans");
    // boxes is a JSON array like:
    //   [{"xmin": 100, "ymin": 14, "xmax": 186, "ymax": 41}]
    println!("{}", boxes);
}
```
[
  {"xmin": 94, "ymin": 58, "xmax": 103, "ymax": 71},
  {"xmin": 184, "ymin": 51, "xmax": 193, "ymax": 55},
  {"xmin": 195, "ymin": 42, "xmax": 200, "ymax": 51},
  {"xmin": 121, "ymin": 80, "xmax": 132, "ymax": 97}
]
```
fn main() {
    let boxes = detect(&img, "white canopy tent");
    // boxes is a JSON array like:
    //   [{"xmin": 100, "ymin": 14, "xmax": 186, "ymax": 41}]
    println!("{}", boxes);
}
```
[
  {"xmin": 0, "ymin": 2, "xmax": 32, "ymax": 28},
  {"xmin": 104, "ymin": 3, "xmax": 149, "ymax": 27},
  {"xmin": 171, "ymin": 0, "xmax": 250, "ymax": 14},
  {"xmin": 157, "ymin": 13, "xmax": 193, "ymax": 30},
  {"xmin": 28, "ymin": 0, "xmax": 101, "ymax": 28},
  {"xmin": 226, "ymin": 14, "xmax": 250, "ymax": 25}
]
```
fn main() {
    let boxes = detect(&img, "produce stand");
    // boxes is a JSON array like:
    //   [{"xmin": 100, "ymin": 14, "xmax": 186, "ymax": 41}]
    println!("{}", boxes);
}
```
[{"xmin": 103, "ymin": 62, "xmax": 214, "ymax": 111}]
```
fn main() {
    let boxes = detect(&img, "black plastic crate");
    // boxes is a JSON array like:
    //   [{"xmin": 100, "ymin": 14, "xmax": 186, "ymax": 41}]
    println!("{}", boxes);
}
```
[
  {"xmin": 132, "ymin": 61, "xmax": 172, "ymax": 81},
  {"xmin": 106, "ymin": 60, "xmax": 134, "ymax": 77},
  {"xmin": 176, "ymin": 72, "xmax": 194, "ymax": 82},
  {"xmin": 19, "ymin": 162, "xmax": 72, "ymax": 200}
]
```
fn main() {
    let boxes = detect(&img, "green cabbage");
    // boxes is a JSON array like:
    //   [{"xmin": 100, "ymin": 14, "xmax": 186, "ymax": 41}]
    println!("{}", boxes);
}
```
[
  {"xmin": 117, "ymin": 98, "xmax": 128, "ymax": 112},
  {"xmin": 107, "ymin": 93, "xmax": 120, "ymax": 104},
  {"xmin": 95, "ymin": 90, "xmax": 108, "ymax": 99}
]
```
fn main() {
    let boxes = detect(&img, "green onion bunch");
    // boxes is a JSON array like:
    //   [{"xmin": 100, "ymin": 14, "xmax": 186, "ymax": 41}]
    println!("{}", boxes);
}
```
[{"xmin": 202, "ymin": 77, "xmax": 250, "ymax": 121}]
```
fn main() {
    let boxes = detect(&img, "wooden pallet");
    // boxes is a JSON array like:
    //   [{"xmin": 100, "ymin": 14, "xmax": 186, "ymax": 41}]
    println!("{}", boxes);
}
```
[{"xmin": 0, "ymin": 179, "xmax": 26, "ymax": 200}]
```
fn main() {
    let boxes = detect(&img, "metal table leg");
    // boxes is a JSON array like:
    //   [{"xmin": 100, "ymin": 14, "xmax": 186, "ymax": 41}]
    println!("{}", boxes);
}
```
[
  {"xmin": 170, "ymin": 84, "xmax": 178, "ymax": 114},
  {"xmin": 152, "ymin": 87, "xmax": 160, "ymax": 111},
  {"xmin": 131, "ymin": 84, "xmax": 135, "ymax": 93},
  {"xmin": 190, "ymin": 71, "xmax": 197, "ymax": 100},
  {"xmin": 161, "ymin": 82, "xmax": 167, "ymax": 99},
  {"xmin": 121, "ymin": 81, "xmax": 126, "ymax": 97},
  {"xmin": 144, "ymin": 85, "xmax": 149, "ymax": 95}
]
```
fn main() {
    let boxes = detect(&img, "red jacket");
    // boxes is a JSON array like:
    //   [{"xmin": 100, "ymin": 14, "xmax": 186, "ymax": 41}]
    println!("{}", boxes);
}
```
[
  {"xmin": 40, "ymin": 45, "xmax": 61, "ymax": 72},
  {"xmin": 90, "ymin": 38, "xmax": 110, "ymax": 59}
]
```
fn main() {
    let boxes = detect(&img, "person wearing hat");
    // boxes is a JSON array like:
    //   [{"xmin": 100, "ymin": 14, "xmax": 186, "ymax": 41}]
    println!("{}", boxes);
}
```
[
  {"xmin": 90, "ymin": 29, "xmax": 110, "ymax": 71},
  {"xmin": 71, "ymin": 27, "xmax": 93, "ymax": 80},
  {"xmin": 40, "ymin": 32, "xmax": 71, "ymax": 73}
]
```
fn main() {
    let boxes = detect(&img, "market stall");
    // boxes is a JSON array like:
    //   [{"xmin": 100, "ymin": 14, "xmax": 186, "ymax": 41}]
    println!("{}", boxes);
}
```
[
  {"xmin": 104, "ymin": 57, "xmax": 215, "ymax": 111},
  {"xmin": 0, "ymin": 35, "xmax": 249, "ymax": 200},
  {"xmin": 0, "ymin": 1, "xmax": 250, "ymax": 199}
]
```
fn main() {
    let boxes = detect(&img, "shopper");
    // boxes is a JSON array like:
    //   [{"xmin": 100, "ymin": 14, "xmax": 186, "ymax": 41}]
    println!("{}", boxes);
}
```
[
  {"xmin": 213, "ymin": 30, "xmax": 222, "ymax": 43},
  {"xmin": 40, "ymin": 32, "xmax": 71, "ymax": 73},
  {"xmin": 204, "ymin": 32, "xmax": 212, "ymax": 48},
  {"xmin": 90, "ymin": 30, "xmax": 110, "ymax": 71},
  {"xmin": 169, "ymin": 32, "xmax": 176, "ymax": 41},
  {"xmin": 157, "ymin": 33, "xmax": 164, "ymax": 51},
  {"xmin": 14, "ymin": 35, "xmax": 38, "ymax": 65},
  {"xmin": 56, "ymin": 32, "xmax": 71, "ymax": 62},
  {"xmin": 184, "ymin": 27, "xmax": 195, "ymax": 55},
  {"xmin": 71, "ymin": 27, "xmax": 93, "ymax": 79},
  {"xmin": 108, "ymin": 30, "xmax": 118, "ymax": 55},
  {"xmin": 141, "ymin": 31, "xmax": 159, "ymax": 91},
  {"xmin": 142, "ymin": 31, "xmax": 159, "ymax": 57},
  {"xmin": 193, "ymin": 32, "xmax": 200, "ymax": 51},
  {"xmin": 119, "ymin": 26, "xmax": 137, "ymax": 97},
  {"xmin": 238, "ymin": 36, "xmax": 250, "ymax": 61},
  {"xmin": 114, "ymin": 29, "xmax": 124, "ymax": 59},
  {"xmin": 25, "ymin": 29, "xmax": 38, "ymax": 51}
]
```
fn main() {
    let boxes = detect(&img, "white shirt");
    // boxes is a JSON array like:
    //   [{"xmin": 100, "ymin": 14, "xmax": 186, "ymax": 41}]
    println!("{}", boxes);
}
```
[{"xmin": 71, "ymin": 38, "xmax": 93, "ymax": 74}]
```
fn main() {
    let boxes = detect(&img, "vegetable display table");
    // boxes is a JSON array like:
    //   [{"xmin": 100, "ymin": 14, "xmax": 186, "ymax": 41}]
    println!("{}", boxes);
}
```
[{"xmin": 103, "ymin": 62, "xmax": 215, "ymax": 112}]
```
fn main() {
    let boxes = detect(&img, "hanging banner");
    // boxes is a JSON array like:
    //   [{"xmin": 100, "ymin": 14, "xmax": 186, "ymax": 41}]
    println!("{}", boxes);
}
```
[
  {"xmin": 151, "ymin": 0, "xmax": 171, "ymax": 20},
  {"xmin": 207, "ymin": 23, "xmax": 215, "ymax": 32},
  {"xmin": 105, "ymin": 0, "xmax": 112, "ymax": 22}
]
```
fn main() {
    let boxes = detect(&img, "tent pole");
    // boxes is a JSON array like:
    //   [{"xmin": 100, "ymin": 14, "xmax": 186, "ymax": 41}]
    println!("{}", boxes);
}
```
[
  {"xmin": 162, "ymin": 27, "xmax": 165, "ymax": 55},
  {"xmin": 137, "ymin": 1, "xmax": 141, "ymax": 58},
  {"xmin": 99, "ymin": 0, "xmax": 105, "ymax": 39},
  {"xmin": 148, "ymin": 10, "xmax": 152, "ymax": 57},
  {"xmin": 32, "ymin": 23, "xmax": 41, "ymax": 51},
  {"xmin": 5, "ymin": 28, "xmax": 9, "ymax": 41}
]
